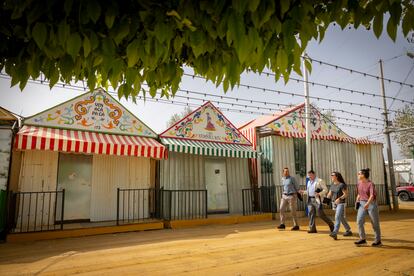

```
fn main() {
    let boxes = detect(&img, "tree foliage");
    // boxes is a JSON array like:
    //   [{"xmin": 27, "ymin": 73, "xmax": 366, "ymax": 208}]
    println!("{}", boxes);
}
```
[
  {"xmin": 167, "ymin": 106, "xmax": 193, "ymax": 127},
  {"xmin": 392, "ymin": 105, "xmax": 414, "ymax": 158},
  {"xmin": 1, "ymin": 0, "xmax": 413, "ymax": 100}
]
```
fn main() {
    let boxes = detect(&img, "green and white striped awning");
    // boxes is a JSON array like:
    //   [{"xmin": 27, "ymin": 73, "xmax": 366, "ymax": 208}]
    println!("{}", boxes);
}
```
[{"xmin": 161, "ymin": 138, "xmax": 257, "ymax": 158}]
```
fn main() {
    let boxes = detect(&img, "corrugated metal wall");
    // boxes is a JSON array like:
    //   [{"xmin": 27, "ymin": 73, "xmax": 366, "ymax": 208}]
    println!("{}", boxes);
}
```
[
  {"xmin": 90, "ymin": 155, "xmax": 152, "ymax": 221},
  {"xmin": 226, "ymin": 157, "xmax": 250, "ymax": 213},
  {"xmin": 160, "ymin": 152, "xmax": 251, "ymax": 214},
  {"xmin": 262, "ymin": 136, "xmax": 385, "ymax": 186},
  {"xmin": 18, "ymin": 150, "xmax": 58, "ymax": 191}
]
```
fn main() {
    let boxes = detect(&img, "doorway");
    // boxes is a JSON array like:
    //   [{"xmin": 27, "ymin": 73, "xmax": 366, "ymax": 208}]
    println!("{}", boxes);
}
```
[
  {"xmin": 205, "ymin": 158, "xmax": 229, "ymax": 213},
  {"xmin": 57, "ymin": 153, "xmax": 92, "ymax": 221}
]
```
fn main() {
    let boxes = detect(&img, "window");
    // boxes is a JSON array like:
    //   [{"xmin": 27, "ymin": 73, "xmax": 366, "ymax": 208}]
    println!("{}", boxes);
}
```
[{"xmin": 293, "ymin": 138, "xmax": 306, "ymax": 177}]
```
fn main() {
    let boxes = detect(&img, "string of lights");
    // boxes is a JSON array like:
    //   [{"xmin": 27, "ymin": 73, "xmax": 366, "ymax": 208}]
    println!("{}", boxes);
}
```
[
  {"xmin": 255, "ymin": 70, "xmax": 413, "ymax": 105},
  {"xmin": 0, "ymin": 73, "xmax": 384, "ymax": 131},
  {"xmin": 183, "ymin": 73, "xmax": 402, "ymax": 113},
  {"xmin": 302, "ymin": 55, "xmax": 414, "ymax": 88}
]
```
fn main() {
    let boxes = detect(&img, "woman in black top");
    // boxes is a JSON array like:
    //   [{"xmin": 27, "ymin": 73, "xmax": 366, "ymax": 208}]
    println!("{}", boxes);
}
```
[{"xmin": 327, "ymin": 172, "xmax": 352, "ymax": 240}]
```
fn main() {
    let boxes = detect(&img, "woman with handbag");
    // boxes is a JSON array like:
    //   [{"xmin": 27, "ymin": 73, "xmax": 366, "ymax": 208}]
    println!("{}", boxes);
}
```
[{"xmin": 327, "ymin": 172, "xmax": 352, "ymax": 240}]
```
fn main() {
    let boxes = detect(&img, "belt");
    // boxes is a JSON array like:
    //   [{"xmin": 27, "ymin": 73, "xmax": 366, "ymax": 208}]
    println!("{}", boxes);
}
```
[
  {"xmin": 283, "ymin": 193, "xmax": 295, "ymax": 196},
  {"xmin": 308, "ymin": 196, "xmax": 315, "ymax": 198}
]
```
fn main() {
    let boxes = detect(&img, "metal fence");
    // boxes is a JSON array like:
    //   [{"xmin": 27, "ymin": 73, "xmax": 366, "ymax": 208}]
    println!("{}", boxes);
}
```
[
  {"xmin": 116, "ymin": 188, "xmax": 156, "ymax": 225},
  {"xmin": 242, "ymin": 186, "xmax": 277, "ymax": 215},
  {"xmin": 159, "ymin": 189, "xmax": 207, "ymax": 220},
  {"xmin": 7, "ymin": 190, "xmax": 65, "ymax": 233},
  {"xmin": 243, "ymin": 184, "xmax": 388, "ymax": 215}
]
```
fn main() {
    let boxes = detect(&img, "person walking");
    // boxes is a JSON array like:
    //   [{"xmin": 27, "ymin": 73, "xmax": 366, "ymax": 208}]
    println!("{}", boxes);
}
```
[
  {"xmin": 354, "ymin": 168, "xmax": 382, "ymax": 246},
  {"xmin": 277, "ymin": 168, "xmax": 300, "ymax": 231},
  {"xmin": 302, "ymin": 170, "xmax": 334, "ymax": 233},
  {"xmin": 327, "ymin": 172, "xmax": 352, "ymax": 240}
]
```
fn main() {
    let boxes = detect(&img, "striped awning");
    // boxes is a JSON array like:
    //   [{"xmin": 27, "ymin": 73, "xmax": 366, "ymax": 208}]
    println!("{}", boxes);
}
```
[
  {"xmin": 161, "ymin": 138, "xmax": 257, "ymax": 158},
  {"xmin": 15, "ymin": 125, "xmax": 166, "ymax": 159}
]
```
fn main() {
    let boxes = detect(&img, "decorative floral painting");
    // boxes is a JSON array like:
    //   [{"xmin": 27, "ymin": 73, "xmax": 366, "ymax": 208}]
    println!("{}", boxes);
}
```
[
  {"xmin": 24, "ymin": 89, "xmax": 157, "ymax": 138},
  {"xmin": 265, "ymin": 105, "xmax": 351, "ymax": 140},
  {"xmin": 161, "ymin": 102, "xmax": 251, "ymax": 145}
]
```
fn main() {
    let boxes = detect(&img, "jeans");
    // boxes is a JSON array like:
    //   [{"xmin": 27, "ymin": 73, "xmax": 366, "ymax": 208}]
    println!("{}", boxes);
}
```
[
  {"xmin": 280, "ymin": 194, "xmax": 298, "ymax": 226},
  {"xmin": 332, "ymin": 203, "xmax": 351, "ymax": 235},
  {"xmin": 356, "ymin": 201, "xmax": 381, "ymax": 242},
  {"xmin": 307, "ymin": 198, "xmax": 334, "ymax": 231}
]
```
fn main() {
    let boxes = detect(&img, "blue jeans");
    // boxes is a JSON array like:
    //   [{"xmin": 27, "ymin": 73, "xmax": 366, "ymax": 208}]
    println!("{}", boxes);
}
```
[
  {"xmin": 332, "ymin": 203, "xmax": 351, "ymax": 235},
  {"xmin": 356, "ymin": 201, "xmax": 381, "ymax": 242}
]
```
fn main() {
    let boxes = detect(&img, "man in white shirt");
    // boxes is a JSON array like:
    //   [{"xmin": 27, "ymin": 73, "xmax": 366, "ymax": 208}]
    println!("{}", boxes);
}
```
[{"xmin": 302, "ymin": 170, "xmax": 334, "ymax": 233}]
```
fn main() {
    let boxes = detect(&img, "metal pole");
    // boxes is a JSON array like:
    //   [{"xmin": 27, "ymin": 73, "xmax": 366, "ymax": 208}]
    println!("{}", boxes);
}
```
[
  {"xmin": 379, "ymin": 59, "xmax": 399, "ymax": 211},
  {"xmin": 303, "ymin": 55, "xmax": 312, "ymax": 173}
]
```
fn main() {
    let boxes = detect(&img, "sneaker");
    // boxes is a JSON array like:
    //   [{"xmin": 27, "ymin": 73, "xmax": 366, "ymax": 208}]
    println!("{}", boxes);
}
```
[
  {"xmin": 277, "ymin": 224, "xmax": 286, "ymax": 229},
  {"xmin": 343, "ymin": 231, "xmax": 353, "ymax": 237},
  {"xmin": 372, "ymin": 241, "xmax": 382, "ymax": 247},
  {"xmin": 291, "ymin": 225, "xmax": 300, "ymax": 231},
  {"xmin": 307, "ymin": 229, "xmax": 317, "ymax": 233},
  {"xmin": 329, "ymin": 233, "xmax": 337, "ymax": 240},
  {"xmin": 354, "ymin": 239, "xmax": 367, "ymax": 245}
]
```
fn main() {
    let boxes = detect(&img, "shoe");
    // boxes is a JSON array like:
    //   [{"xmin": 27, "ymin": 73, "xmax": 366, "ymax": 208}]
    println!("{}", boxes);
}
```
[
  {"xmin": 343, "ymin": 231, "xmax": 353, "ymax": 237},
  {"xmin": 291, "ymin": 225, "xmax": 300, "ymax": 231},
  {"xmin": 329, "ymin": 225, "xmax": 334, "ymax": 232},
  {"xmin": 354, "ymin": 239, "xmax": 367, "ymax": 245},
  {"xmin": 329, "ymin": 233, "xmax": 337, "ymax": 240},
  {"xmin": 372, "ymin": 241, "xmax": 382, "ymax": 247},
  {"xmin": 277, "ymin": 224, "xmax": 286, "ymax": 229},
  {"xmin": 307, "ymin": 229, "xmax": 317, "ymax": 233}
]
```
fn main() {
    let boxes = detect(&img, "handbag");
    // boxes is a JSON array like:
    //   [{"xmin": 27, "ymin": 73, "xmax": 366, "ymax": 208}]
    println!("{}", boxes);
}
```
[
  {"xmin": 322, "ymin": 197, "xmax": 331, "ymax": 205},
  {"xmin": 355, "ymin": 201, "xmax": 361, "ymax": 210}
]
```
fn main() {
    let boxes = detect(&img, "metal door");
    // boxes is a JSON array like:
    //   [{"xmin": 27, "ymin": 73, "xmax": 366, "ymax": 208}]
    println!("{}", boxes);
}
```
[
  {"xmin": 57, "ymin": 153, "xmax": 92, "ymax": 221},
  {"xmin": 205, "ymin": 158, "xmax": 228, "ymax": 213}
]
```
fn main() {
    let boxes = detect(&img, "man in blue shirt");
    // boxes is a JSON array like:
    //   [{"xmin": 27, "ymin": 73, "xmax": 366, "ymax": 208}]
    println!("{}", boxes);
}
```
[{"xmin": 277, "ymin": 168, "xmax": 300, "ymax": 230}]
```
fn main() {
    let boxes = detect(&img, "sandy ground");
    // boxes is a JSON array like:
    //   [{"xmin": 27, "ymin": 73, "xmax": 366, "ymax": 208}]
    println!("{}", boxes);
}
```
[{"xmin": 0, "ymin": 202, "xmax": 413, "ymax": 276}]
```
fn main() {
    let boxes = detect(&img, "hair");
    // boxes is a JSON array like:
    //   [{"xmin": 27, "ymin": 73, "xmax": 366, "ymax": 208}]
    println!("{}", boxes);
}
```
[
  {"xmin": 359, "ymin": 168, "xmax": 370, "ymax": 179},
  {"xmin": 308, "ymin": 169, "xmax": 315, "ymax": 174},
  {"xmin": 332, "ymin": 171, "xmax": 346, "ymax": 184},
  {"xmin": 283, "ymin": 167, "xmax": 289, "ymax": 171}
]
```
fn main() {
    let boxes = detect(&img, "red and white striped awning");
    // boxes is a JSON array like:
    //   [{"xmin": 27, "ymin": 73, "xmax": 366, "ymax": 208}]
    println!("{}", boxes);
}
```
[{"xmin": 15, "ymin": 125, "xmax": 166, "ymax": 159}]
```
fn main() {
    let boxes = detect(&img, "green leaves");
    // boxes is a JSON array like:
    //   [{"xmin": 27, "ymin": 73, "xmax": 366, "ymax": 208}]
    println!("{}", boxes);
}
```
[
  {"xmin": 32, "ymin": 23, "xmax": 47, "ymax": 49},
  {"xmin": 1, "ymin": 0, "xmax": 413, "ymax": 97},
  {"xmin": 67, "ymin": 33, "xmax": 82, "ymax": 60},
  {"xmin": 373, "ymin": 13, "xmax": 383, "ymax": 38}
]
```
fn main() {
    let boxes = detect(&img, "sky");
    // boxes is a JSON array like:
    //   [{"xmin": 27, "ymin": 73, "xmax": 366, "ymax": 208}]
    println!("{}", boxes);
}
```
[{"xmin": 1, "ymin": 22, "xmax": 413, "ymax": 160}]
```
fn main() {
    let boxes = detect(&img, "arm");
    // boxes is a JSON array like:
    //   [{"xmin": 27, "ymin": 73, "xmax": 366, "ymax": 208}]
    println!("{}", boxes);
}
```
[
  {"xmin": 335, "ymin": 188, "xmax": 348, "ymax": 204},
  {"xmin": 327, "ymin": 190, "xmax": 332, "ymax": 199},
  {"xmin": 364, "ymin": 183, "xmax": 375, "ymax": 209},
  {"xmin": 318, "ymin": 179, "xmax": 329, "ymax": 198}
]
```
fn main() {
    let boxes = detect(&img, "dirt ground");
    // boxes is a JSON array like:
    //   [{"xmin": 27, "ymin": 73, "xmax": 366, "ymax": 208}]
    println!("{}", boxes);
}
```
[{"xmin": 0, "ymin": 202, "xmax": 413, "ymax": 276}]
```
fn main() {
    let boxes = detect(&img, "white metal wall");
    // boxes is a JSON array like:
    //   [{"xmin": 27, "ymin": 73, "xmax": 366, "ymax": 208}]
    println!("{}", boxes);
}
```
[
  {"xmin": 18, "ymin": 150, "xmax": 59, "ymax": 191},
  {"xmin": 226, "ymin": 157, "xmax": 251, "ymax": 213},
  {"xmin": 160, "ymin": 152, "xmax": 251, "ymax": 214},
  {"xmin": 90, "ymin": 155, "xmax": 152, "ymax": 222}
]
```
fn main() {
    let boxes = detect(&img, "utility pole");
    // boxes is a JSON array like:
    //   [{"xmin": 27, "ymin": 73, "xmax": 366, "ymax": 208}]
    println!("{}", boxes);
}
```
[
  {"xmin": 303, "ymin": 55, "xmax": 312, "ymax": 174},
  {"xmin": 379, "ymin": 59, "xmax": 399, "ymax": 211}
]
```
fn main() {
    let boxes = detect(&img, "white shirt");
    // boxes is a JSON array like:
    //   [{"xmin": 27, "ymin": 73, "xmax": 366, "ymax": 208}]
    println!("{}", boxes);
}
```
[{"xmin": 307, "ymin": 177, "xmax": 318, "ymax": 197}]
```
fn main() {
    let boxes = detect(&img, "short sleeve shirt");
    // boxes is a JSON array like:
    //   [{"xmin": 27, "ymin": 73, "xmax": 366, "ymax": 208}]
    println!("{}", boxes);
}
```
[
  {"xmin": 357, "ymin": 181, "xmax": 376, "ymax": 201},
  {"xmin": 330, "ymin": 183, "xmax": 347, "ymax": 203}
]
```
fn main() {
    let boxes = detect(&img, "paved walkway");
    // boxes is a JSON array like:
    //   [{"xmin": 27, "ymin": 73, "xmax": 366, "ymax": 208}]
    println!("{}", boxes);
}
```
[{"xmin": 1, "ymin": 202, "xmax": 413, "ymax": 275}]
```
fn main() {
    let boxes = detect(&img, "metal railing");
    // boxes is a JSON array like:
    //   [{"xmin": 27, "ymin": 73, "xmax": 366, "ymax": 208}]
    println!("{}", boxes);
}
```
[
  {"xmin": 243, "ymin": 184, "xmax": 388, "ymax": 215},
  {"xmin": 116, "ymin": 188, "xmax": 156, "ymax": 225},
  {"xmin": 242, "ymin": 186, "xmax": 277, "ymax": 215},
  {"xmin": 8, "ymin": 190, "xmax": 65, "ymax": 233},
  {"xmin": 160, "ymin": 189, "xmax": 207, "ymax": 220}
]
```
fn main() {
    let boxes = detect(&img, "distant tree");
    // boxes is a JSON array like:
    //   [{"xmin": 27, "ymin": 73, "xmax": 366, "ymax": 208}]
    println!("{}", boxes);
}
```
[
  {"xmin": 392, "ymin": 105, "xmax": 414, "ymax": 158},
  {"xmin": 167, "ymin": 106, "xmax": 193, "ymax": 127},
  {"xmin": 322, "ymin": 110, "xmax": 336, "ymax": 123}
]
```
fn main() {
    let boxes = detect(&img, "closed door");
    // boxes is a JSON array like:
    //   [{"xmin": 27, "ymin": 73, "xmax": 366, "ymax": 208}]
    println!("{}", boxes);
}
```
[
  {"xmin": 205, "ymin": 159, "xmax": 228, "ymax": 213},
  {"xmin": 57, "ymin": 153, "xmax": 92, "ymax": 221}
]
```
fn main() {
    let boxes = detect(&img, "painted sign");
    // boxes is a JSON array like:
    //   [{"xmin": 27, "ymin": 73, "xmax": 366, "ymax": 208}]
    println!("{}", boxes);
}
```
[
  {"xmin": 24, "ymin": 89, "xmax": 157, "ymax": 138},
  {"xmin": 161, "ymin": 102, "xmax": 252, "ymax": 145},
  {"xmin": 265, "ymin": 105, "xmax": 350, "ymax": 140}
]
